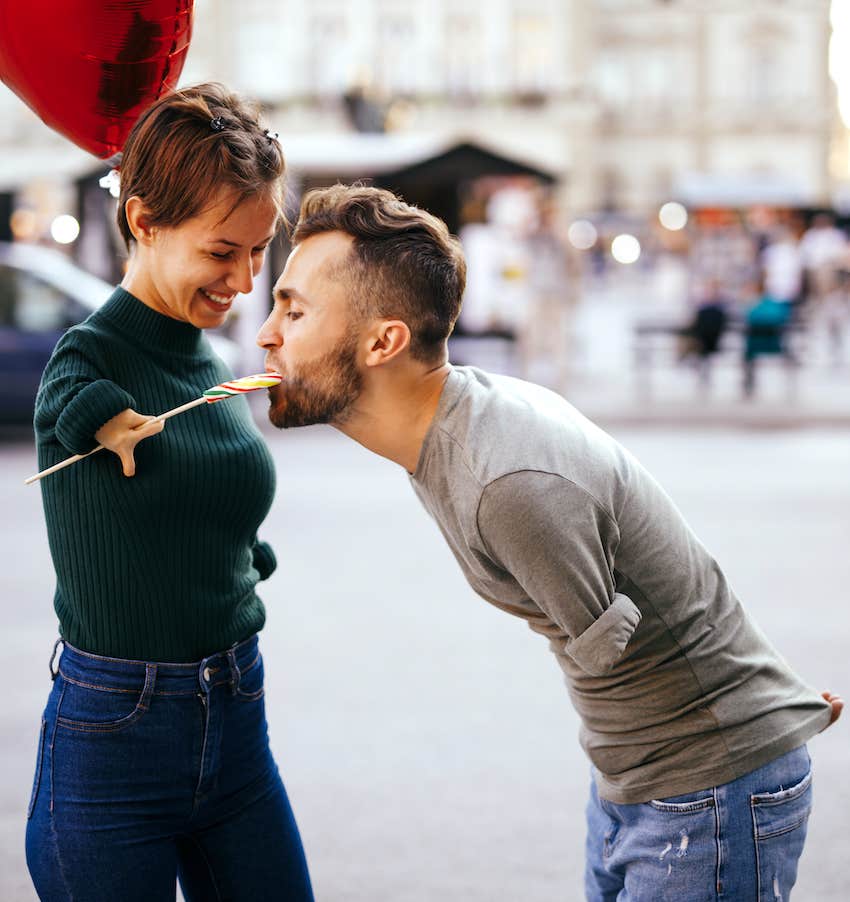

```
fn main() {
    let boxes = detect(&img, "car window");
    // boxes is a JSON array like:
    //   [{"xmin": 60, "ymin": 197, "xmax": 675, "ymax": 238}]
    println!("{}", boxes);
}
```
[{"xmin": 0, "ymin": 265, "xmax": 85, "ymax": 332}]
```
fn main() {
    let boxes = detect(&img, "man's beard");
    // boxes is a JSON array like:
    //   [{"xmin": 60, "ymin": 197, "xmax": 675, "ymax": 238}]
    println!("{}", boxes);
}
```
[{"xmin": 268, "ymin": 333, "xmax": 363, "ymax": 429}]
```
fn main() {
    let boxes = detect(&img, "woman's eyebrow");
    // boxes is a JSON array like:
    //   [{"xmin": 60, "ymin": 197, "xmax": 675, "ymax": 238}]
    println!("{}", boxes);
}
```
[{"xmin": 209, "ymin": 234, "xmax": 275, "ymax": 248}]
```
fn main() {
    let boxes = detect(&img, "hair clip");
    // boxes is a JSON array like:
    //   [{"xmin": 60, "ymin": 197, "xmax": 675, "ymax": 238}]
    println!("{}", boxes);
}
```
[
  {"xmin": 264, "ymin": 129, "xmax": 280, "ymax": 142},
  {"xmin": 210, "ymin": 117, "xmax": 225, "ymax": 132},
  {"xmin": 98, "ymin": 168, "xmax": 121, "ymax": 198}
]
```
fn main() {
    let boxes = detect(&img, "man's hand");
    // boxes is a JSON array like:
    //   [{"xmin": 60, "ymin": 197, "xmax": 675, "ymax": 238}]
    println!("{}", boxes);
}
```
[
  {"xmin": 820, "ymin": 691, "xmax": 843, "ymax": 731},
  {"xmin": 94, "ymin": 408, "xmax": 165, "ymax": 477}
]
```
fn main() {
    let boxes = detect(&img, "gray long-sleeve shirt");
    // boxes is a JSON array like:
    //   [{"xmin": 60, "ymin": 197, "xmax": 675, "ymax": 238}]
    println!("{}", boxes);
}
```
[{"xmin": 410, "ymin": 366, "xmax": 831, "ymax": 804}]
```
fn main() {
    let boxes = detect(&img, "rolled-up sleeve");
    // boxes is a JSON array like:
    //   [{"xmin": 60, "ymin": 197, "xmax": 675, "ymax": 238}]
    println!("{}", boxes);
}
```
[{"xmin": 477, "ymin": 471, "xmax": 640, "ymax": 676}]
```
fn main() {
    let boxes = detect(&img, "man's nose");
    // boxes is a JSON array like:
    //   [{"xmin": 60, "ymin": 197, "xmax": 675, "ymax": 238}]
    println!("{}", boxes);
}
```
[{"xmin": 256, "ymin": 312, "xmax": 282, "ymax": 349}]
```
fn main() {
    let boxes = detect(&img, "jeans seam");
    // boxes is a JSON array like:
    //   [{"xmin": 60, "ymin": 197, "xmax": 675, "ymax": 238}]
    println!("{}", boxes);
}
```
[
  {"xmin": 757, "ymin": 816, "xmax": 810, "ymax": 840},
  {"xmin": 750, "ymin": 796, "xmax": 762, "ymax": 900},
  {"xmin": 27, "ymin": 718, "xmax": 47, "ymax": 819},
  {"xmin": 240, "ymin": 652, "xmax": 261, "ymax": 673},
  {"xmin": 193, "ymin": 691, "xmax": 211, "ymax": 811},
  {"xmin": 56, "ymin": 671, "xmax": 140, "ymax": 693},
  {"xmin": 48, "ymin": 798, "xmax": 75, "ymax": 901},
  {"xmin": 49, "ymin": 682, "xmax": 67, "ymax": 814},
  {"xmin": 181, "ymin": 833, "xmax": 223, "ymax": 901},
  {"xmin": 235, "ymin": 687, "xmax": 265, "ymax": 702},
  {"xmin": 713, "ymin": 786, "xmax": 722, "ymax": 899}
]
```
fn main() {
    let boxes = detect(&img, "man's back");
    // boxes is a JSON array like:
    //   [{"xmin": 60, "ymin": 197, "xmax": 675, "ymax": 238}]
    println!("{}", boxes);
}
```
[{"xmin": 411, "ymin": 366, "xmax": 831, "ymax": 803}]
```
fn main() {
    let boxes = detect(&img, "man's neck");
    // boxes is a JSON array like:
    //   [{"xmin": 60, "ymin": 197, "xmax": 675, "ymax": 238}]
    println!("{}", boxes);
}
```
[{"xmin": 334, "ymin": 363, "xmax": 451, "ymax": 473}]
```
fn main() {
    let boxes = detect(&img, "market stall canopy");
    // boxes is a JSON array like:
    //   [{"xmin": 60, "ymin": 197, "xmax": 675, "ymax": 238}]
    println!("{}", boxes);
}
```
[{"xmin": 674, "ymin": 171, "xmax": 814, "ymax": 208}]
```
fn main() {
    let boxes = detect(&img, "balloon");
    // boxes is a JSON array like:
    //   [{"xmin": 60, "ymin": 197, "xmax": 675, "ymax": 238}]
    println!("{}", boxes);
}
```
[{"xmin": 0, "ymin": 0, "xmax": 194, "ymax": 159}]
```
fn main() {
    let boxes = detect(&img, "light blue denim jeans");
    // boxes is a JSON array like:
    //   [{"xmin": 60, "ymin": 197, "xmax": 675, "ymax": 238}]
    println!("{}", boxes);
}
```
[{"xmin": 585, "ymin": 745, "xmax": 813, "ymax": 901}]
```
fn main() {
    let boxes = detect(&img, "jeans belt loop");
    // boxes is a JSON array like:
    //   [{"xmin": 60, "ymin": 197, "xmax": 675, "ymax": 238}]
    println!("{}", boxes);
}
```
[
  {"xmin": 225, "ymin": 647, "xmax": 240, "ymax": 696},
  {"xmin": 49, "ymin": 638, "xmax": 64, "ymax": 681}
]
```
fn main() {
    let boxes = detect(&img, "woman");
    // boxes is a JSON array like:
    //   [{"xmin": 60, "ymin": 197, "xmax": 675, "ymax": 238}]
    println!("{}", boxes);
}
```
[{"xmin": 26, "ymin": 84, "xmax": 314, "ymax": 901}]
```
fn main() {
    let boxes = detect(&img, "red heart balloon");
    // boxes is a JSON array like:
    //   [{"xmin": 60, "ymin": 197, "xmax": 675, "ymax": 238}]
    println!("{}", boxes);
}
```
[{"xmin": 0, "ymin": 0, "xmax": 194, "ymax": 159}]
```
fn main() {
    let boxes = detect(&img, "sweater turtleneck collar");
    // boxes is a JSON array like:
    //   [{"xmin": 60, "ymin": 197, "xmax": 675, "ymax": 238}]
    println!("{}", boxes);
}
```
[{"xmin": 100, "ymin": 287, "xmax": 205, "ymax": 356}]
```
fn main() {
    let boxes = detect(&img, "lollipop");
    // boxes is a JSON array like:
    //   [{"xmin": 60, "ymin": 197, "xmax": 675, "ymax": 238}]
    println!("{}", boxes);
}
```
[
  {"xmin": 25, "ymin": 373, "xmax": 282, "ymax": 485},
  {"xmin": 203, "ymin": 374, "xmax": 282, "ymax": 401}
]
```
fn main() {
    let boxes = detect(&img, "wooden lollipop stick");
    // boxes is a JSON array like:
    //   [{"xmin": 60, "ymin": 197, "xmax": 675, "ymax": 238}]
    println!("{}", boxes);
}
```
[
  {"xmin": 23, "ymin": 398, "xmax": 206, "ymax": 485},
  {"xmin": 24, "ymin": 373, "xmax": 281, "ymax": 486}
]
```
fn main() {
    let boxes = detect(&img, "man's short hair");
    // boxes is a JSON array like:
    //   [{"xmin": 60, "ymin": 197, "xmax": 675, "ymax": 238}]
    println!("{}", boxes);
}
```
[{"xmin": 292, "ymin": 185, "xmax": 467, "ymax": 363}]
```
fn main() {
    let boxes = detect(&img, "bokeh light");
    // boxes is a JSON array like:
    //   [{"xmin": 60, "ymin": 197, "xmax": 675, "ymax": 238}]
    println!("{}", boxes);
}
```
[
  {"xmin": 50, "ymin": 214, "xmax": 80, "ymax": 245},
  {"xmin": 568, "ymin": 219, "xmax": 598, "ymax": 250},
  {"xmin": 658, "ymin": 202, "xmax": 688, "ymax": 231},
  {"xmin": 9, "ymin": 208, "xmax": 39, "ymax": 241},
  {"xmin": 611, "ymin": 233, "xmax": 641, "ymax": 264}
]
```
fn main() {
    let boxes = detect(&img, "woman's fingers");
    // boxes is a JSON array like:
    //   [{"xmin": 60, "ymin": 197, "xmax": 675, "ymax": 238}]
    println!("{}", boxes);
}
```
[
  {"xmin": 120, "ymin": 418, "xmax": 165, "ymax": 477},
  {"xmin": 95, "ymin": 410, "xmax": 165, "ymax": 477}
]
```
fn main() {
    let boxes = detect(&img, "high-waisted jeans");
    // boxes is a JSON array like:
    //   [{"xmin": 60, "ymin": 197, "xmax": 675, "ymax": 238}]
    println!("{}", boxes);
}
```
[
  {"xmin": 585, "ymin": 745, "xmax": 814, "ymax": 901},
  {"xmin": 26, "ymin": 635, "xmax": 314, "ymax": 901}
]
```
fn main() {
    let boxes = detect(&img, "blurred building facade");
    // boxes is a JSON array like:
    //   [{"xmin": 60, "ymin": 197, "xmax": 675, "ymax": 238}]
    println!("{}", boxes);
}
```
[
  {"xmin": 0, "ymin": 0, "xmax": 842, "ymax": 227},
  {"xmin": 181, "ymin": 0, "xmax": 839, "ymax": 214}
]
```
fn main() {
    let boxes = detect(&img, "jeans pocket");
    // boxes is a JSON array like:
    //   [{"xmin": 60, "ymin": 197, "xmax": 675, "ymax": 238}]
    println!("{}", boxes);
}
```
[
  {"xmin": 56, "ymin": 664, "xmax": 156, "ymax": 734},
  {"xmin": 235, "ymin": 652, "xmax": 265, "ymax": 702},
  {"xmin": 27, "ymin": 718, "xmax": 47, "ymax": 820},
  {"xmin": 751, "ymin": 768, "xmax": 812, "ymax": 901},
  {"xmin": 648, "ymin": 792, "xmax": 715, "ymax": 814}
]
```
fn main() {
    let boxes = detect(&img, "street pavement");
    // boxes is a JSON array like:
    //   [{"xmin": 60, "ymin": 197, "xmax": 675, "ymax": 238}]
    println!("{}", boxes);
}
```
[{"xmin": 1, "ymin": 413, "xmax": 847, "ymax": 901}]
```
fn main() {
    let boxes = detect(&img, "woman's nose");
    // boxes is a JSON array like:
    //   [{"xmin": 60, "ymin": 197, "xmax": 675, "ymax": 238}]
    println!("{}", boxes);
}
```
[{"xmin": 226, "ymin": 256, "xmax": 254, "ymax": 295}]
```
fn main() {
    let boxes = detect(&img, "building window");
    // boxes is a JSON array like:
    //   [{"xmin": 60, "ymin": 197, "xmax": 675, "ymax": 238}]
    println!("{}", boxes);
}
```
[
  {"xmin": 512, "ymin": 13, "xmax": 553, "ymax": 100},
  {"xmin": 596, "ymin": 52, "xmax": 631, "ymax": 108},
  {"xmin": 446, "ymin": 13, "xmax": 483, "ymax": 99},
  {"xmin": 308, "ymin": 15, "xmax": 353, "ymax": 99},
  {"xmin": 375, "ymin": 13, "xmax": 417, "ymax": 96},
  {"xmin": 233, "ymin": 0, "xmax": 283, "ymax": 94},
  {"xmin": 742, "ymin": 19, "xmax": 790, "ymax": 107}
]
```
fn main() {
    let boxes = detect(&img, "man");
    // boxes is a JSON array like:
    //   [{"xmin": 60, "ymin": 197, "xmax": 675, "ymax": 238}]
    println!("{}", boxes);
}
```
[{"xmin": 257, "ymin": 185, "xmax": 842, "ymax": 900}]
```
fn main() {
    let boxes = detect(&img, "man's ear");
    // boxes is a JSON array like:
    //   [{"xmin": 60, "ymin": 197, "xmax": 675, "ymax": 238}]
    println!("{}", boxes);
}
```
[
  {"xmin": 124, "ymin": 196, "xmax": 157, "ymax": 245},
  {"xmin": 364, "ymin": 319, "xmax": 411, "ymax": 367}
]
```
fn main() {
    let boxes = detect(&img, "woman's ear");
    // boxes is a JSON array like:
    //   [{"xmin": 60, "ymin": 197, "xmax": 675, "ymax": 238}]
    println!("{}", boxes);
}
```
[
  {"xmin": 124, "ymin": 196, "xmax": 157, "ymax": 245},
  {"xmin": 364, "ymin": 319, "xmax": 411, "ymax": 368}
]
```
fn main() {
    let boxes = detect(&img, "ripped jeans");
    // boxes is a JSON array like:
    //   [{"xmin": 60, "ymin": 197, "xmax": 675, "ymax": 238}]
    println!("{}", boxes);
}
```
[{"xmin": 585, "ymin": 745, "xmax": 812, "ymax": 902}]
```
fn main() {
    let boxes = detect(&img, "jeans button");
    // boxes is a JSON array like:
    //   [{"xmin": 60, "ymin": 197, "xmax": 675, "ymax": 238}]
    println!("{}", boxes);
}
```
[{"xmin": 203, "ymin": 666, "xmax": 211, "ymax": 682}]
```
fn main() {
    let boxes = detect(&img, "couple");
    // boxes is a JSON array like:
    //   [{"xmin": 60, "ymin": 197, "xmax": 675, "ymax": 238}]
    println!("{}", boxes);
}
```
[{"xmin": 28, "ymin": 84, "xmax": 841, "ymax": 901}]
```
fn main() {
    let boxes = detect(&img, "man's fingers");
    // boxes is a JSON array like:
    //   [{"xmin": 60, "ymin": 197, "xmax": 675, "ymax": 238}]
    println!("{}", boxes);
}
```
[
  {"xmin": 820, "ymin": 691, "xmax": 843, "ymax": 728},
  {"xmin": 829, "ymin": 696, "xmax": 843, "ymax": 726}
]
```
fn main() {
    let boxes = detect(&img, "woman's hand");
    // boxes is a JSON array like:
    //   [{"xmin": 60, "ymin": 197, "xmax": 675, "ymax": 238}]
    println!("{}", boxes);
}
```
[{"xmin": 94, "ymin": 409, "xmax": 165, "ymax": 477}]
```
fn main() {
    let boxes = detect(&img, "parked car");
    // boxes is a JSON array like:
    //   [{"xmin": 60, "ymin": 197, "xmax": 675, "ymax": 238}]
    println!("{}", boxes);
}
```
[{"xmin": 0, "ymin": 242, "xmax": 240, "ymax": 423}]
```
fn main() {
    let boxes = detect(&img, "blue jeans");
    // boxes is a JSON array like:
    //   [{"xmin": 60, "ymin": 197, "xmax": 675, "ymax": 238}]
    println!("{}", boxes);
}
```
[
  {"xmin": 585, "ymin": 745, "xmax": 813, "ymax": 901},
  {"xmin": 26, "ymin": 635, "xmax": 314, "ymax": 901}
]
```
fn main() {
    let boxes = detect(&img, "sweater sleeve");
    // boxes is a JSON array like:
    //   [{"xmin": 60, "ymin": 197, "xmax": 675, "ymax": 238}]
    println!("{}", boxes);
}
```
[
  {"xmin": 251, "ymin": 538, "xmax": 277, "ymax": 581},
  {"xmin": 476, "ymin": 470, "xmax": 641, "ymax": 677},
  {"xmin": 35, "ymin": 331, "xmax": 136, "ymax": 455}
]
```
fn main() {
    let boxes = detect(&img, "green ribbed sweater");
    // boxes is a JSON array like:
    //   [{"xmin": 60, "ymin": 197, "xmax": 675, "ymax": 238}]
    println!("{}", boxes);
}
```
[{"xmin": 34, "ymin": 288, "xmax": 277, "ymax": 662}]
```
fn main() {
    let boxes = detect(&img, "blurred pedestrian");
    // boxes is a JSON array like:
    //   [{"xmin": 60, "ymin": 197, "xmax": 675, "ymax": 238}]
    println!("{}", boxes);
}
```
[
  {"xmin": 26, "ymin": 84, "xmax": 313, "ymax": 902},
  {"xmin": 743, "ymin": 274, "xmax": 795, "ymax": 398},
  {"xmin": 799, "ymin": 212, "xmax": 847, "ymax": 306},
  {"xmin": 258, "ymin": 184, "xmax": 842, "ymax": 902},
  {"xmin": 761, "ymin": 226, "xmax": 804, "ymax": 308},
  {"xmin": 677, "ymin": 278, "xmax": 730, "ymax": 385}
]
